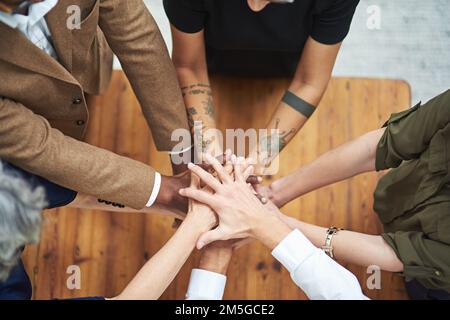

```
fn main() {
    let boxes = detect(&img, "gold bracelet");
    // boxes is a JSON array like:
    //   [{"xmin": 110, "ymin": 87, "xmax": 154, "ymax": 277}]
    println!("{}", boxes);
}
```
[{"xmin": 322, "ymin": 226, "xmax": 342, "ymax": 260}]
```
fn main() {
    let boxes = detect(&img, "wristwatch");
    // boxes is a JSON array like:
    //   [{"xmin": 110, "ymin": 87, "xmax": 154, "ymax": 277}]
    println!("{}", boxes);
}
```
[{"xmin": 322, "ymin": 226, "xmax": 342, "ymax": 260}]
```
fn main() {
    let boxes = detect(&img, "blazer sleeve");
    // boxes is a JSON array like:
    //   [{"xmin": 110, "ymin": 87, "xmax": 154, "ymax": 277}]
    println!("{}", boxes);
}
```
[
  {"xmin": 98, "ymin": 0, "xmax": 190, "ymax": 152},
  {"xmin": 0, "ymin": 97, "xmax": 154, "ymax": 210}
]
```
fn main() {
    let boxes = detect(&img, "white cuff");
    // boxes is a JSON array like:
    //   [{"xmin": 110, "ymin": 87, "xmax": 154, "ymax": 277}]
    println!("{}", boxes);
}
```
[
  {"xmin": 145, "ymin": 172, "xmax": 161, "ymax": 207},
  {"xmin": 168, "ymin": 144, "xmax": 193, "ymax": 155},
  {"xmin": 271, "ymin": 229, "xmax": 317, "ymax": 273},
  {"xmin": 186, "ymin": 269, "xmax": 227, "ymax": 300}
]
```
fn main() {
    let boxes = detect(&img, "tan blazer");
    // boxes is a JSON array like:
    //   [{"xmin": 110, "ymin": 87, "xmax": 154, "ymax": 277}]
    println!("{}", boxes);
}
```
[{"xmin": 0, "ymin": 0, "xmax": 189, "ymax": 209}]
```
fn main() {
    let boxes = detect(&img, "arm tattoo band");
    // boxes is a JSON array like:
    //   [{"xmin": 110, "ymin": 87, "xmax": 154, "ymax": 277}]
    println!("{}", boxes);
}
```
[{"xmin": 282, "ymin": 90, "xmax": 316, "ymax": 118}]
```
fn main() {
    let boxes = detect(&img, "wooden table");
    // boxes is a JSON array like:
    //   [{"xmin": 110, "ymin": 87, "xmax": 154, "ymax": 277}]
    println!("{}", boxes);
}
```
[{"xmin": 23, "ymin": 72, "xmax": 411, "ymax": 300}]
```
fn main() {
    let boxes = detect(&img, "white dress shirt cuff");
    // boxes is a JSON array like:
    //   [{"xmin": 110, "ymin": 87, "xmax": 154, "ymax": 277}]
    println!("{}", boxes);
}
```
[
  {"xmin": 145, "ymin": 172, "xmax": 161, "ymax": 207},
  {"xmin": 186, "ymin": 269, "xmax": 227, "ymax": 300},
  {"xmin": 271, "ymin": 229, "xmax": 317, "ymax": 273}
]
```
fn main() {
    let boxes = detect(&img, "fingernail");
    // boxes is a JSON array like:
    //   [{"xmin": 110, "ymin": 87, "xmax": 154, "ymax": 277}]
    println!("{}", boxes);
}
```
[
  {"xmin": 198, "ymin": 241, "xmax": 205, "ymax": 250},
  {"xmin": 179, "ymin": 189, "xmax": 185, "ymax": 195},
  {"xmin": 188, "ymin": 162, "xmax": 195, "ymax": 169},
  {"xmin": 257, "ymin": 176, "xmax": 263, "ymax": 183}
]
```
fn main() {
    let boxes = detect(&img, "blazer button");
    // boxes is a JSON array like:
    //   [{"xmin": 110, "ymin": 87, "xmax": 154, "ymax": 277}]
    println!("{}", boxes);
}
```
[
  {"xmin": 76, "ymin": 120, "xmax": 85, "ymax": 126},
  {"xmin": 73, "ymin": 98, "xmax": 83, "ymax": 105}
]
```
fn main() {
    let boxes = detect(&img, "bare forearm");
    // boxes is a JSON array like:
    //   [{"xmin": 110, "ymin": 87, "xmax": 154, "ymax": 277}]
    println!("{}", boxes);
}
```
[
  {"xmin": 280, "ymin": 215, "xmax": 403, "ymax": 272},
  {"xmin": 176, "ymin": 68, "xmax": 221, "ymax": 157},
  {"xmin": 253, "ymin": 39, "xmax": 341, "ymax": 167},
  {"xmin": 264, "ymin": 82, "xmax": 323, "ymax": 150},
  {"xmin": 113, "ymin": 215, "xmax": 211, "ymax": 300},
  {"xmin": 253, "ymin": 86, "xmax": 318, "ymax": 167},
  {"xmin": 271, "ymin": 128, "xmax": 385, "ymax": 206}
]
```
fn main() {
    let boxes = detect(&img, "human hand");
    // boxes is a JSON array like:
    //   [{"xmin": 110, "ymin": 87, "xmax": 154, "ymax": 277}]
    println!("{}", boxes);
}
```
[
  {"xmin": 158, "ymin": 170, "xmax": 191, "ymax": 214},
  {"xmin": 184, "ymin": 172, "xmax": 217, "ymax": 232},
  {"xmin": 179, "ymin": 154, "xmax": 292, "ymax": 250},
  {"xmin": 253, "ymin": 182, "xmax": 287, "ymax": 208},
  {"xmin": 171, "ymin": 152, "xmax": 253, "ymax": 227}
]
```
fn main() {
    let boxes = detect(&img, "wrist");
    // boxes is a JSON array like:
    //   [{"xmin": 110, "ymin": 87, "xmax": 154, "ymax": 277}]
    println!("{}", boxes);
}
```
[
  {"xmin": 253, "ymin": 216, "xmax": 292, "ymax": 250},
  {"xmin": 157, "ymin": 175, "xmax": 189, "ymax": 213},
  {"xmin": 270, "ymin": 179, "xmax": 289, "ymax": 207},
  {"xmin": 172, "ymin": 162, "xmax": 188, "ymax": 175},
  {"xmin": 157, "ymin": 175, "xmax": 175, "ymax": 205},
  {"xmin": 199, "ymin": 247, "xmax": 233, "ymax": 275},
  {"xmin": 183, "ymin": 213, "xmax": 215, "ymax": 235}
]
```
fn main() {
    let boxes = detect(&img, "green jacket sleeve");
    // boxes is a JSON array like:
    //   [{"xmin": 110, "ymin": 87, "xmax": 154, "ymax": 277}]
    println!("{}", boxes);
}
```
[
  {"xmin": 376, "ymin": 89, "xmax": 450, "ymax": 171},
  {"xmin": 382, "ymin": 231, "xmax": 450, "ymax": 292}
]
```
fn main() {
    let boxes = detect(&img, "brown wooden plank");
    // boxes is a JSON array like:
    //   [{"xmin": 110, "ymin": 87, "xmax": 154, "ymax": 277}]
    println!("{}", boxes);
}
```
[{"xmin": 23, "ymin": 72, "xmax": 410, "ymax": 300}]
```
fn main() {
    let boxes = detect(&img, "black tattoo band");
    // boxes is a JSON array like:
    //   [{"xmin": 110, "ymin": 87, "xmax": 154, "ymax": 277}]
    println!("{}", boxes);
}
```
[{"xmin": 282, "ymin": 90, "xmax": 316, "ymax": 118}]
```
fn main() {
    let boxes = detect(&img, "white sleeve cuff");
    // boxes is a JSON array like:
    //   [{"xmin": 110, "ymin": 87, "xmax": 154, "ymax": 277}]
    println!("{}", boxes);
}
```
[
  {"xmin": 186, "ymin": 269, "xmax": 227, "ymax": 300},
  {"xmin": 271, "ymin": 229, "xmax": 317, "ymax": 273},
  {"xmin": 145, "ymin": 172, "xmax": 161, "ymax": 207}
]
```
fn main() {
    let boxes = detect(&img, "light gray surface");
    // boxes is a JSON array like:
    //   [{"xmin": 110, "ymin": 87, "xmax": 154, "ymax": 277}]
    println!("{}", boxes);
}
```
[{"xmin": 115, "ymin": 0, "xmax": 450, "ymax": 104}]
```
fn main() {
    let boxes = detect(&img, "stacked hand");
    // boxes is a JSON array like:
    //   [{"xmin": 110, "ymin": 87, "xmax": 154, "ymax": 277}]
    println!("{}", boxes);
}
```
[{"xmin": 180, "ymin": 153, "xmax": 292, "ymax": 251}]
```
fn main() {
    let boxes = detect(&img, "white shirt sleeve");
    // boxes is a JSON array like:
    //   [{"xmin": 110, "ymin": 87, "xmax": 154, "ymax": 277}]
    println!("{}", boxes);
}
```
[
  {"xmin": 185, "ymin": 269, "xmax": 227, "ymax": 300},
  {"xmin": 272, "ymin": 229, "xmax": 369, "ymax": 300},
  {"xmin": 145, "ymin": 172, "xmax": 161, "ymax": 207}
]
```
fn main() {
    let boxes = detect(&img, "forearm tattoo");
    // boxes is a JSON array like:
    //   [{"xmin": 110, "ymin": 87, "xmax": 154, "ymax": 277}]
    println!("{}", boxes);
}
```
[
  {"xmin": 187, "ymin": 107, "xmax": 198, "ymax": 128},
  {"xmin": 259, "ymin": 119, "xmax": 295, "ymax": 167},
  {"xmin": 182, "ymin": 84, "xmax": 217, "ymax": 154}
]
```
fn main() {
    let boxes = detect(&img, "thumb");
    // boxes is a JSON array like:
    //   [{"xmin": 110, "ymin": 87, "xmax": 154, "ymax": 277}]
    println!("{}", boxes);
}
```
[
  {"xmin": 190, "ymin": 172, "xmax": 200, "ymax": 189},
  {"xmin": 197, "ymin": 228, "xmax": 225, "ymax": 250}
]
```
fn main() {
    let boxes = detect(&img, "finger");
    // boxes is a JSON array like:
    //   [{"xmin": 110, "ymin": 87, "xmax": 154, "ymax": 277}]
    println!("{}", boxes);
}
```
[
  {"xmin": 197, "ymin": 228, "xmax": 226, "ymax": 250},
  {"xmin": 214, "ymin": 153, "xmax": 224, "ymax": 165},
  {"xmin": 204, "ymin": 153, "xmax": 233, "ymax": 184},
  {"xmin": 243, "ymin": 165, "xmax": 254, "ymax": 181},
  {"xmin": 188, "ymin": 162, "xmax": 222, "ymax": 191},
  {"xmin": 190, "ymin": 171, "xmax": 201, "ymax": 189},
  {"xmin": 179, "ymin": 187, "xmax": 217, "ymax": 208},
  {"xmin": 224, "ymin": 149, "xmax": 233, "ymax": 175},
  {"xmin": 225, "ymin": 149, "xmax": 232, "ymax": 162},
  {"xmin": 249, "ymin": 186, "xmax": 268, "ymax": 204},
  {"xmin": 246, "ymin": 175, "xmax": 262, "ymax": 185},
  {"xmin": 256, "ymin": 193, "xmax": 268, "ymax": 204},
  {"xmin": 231, "ymin": 154, "xmax": 237, "ymax": 165},
  {"xmin": 233, "ymin": 157, "xmax": 246, "ymax": 182}
]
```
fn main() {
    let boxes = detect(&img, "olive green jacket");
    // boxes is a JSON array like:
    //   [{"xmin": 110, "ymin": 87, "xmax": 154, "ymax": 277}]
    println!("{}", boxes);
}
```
[{"xmin": 374, "ymin": 89, "xmax": 450, "ymax": 292}]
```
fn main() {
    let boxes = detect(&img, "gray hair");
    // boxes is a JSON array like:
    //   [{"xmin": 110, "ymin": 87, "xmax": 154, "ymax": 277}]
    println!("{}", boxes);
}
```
[{"xmin": 0, "ymin": 162, "xmax": 46, "ymax": 281}]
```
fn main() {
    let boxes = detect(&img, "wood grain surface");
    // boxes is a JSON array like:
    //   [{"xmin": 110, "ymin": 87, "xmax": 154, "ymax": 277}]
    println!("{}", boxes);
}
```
[{"xmin": 22, "ymin": 71, "xmax": 411, "ymax": 300}]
